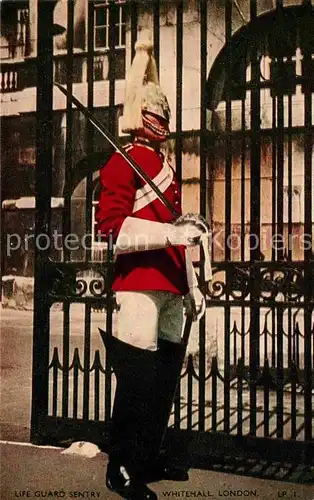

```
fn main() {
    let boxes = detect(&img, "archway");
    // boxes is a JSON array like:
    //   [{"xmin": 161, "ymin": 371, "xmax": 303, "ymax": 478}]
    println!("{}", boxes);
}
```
[{"xmin": 204, "ymin": 5, "xmax": 313, "ymax": 448}]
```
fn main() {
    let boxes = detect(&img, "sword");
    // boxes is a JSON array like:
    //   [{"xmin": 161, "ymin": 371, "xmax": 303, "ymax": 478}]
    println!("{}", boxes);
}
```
[
  {"xmin": 55, "ymin": 83, "xmax": 179, "ymax": 219},
  {"xmin": 55, "ymin": 83, "xmax": 210, "ymax": 328}
]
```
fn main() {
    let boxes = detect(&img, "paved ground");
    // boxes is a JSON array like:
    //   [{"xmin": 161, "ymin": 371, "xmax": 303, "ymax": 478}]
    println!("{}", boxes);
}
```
[{"xmin": 1, "ymin": 441, "xmax": 314, "ymax": 500}]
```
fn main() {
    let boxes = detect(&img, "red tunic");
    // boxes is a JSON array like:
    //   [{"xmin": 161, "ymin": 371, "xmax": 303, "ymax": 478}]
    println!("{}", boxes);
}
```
[{"xmin": 96, "ymin": 143, "xmax": 188, "ymax": 295}]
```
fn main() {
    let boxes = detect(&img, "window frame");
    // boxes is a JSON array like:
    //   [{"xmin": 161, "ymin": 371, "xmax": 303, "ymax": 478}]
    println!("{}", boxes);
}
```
[
  {"xmin": 93, "ymin": 0, "xmax": 126, "ymax": 51},
  {"xmin": 94, "ymin": 2, "xmax": 110, "ymax": 50}
]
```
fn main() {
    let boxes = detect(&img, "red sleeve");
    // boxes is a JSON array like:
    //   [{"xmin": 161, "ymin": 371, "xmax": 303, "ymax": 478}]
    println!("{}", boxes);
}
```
[{"xmin": 95, "ymin": 152, "xmax": 136, "ymax": 241}]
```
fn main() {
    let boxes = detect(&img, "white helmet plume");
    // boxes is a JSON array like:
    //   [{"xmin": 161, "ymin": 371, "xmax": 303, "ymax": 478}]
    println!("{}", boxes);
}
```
[{"xmin": 121, "ymin": 30, "xmax": 160, "ymax": 132}]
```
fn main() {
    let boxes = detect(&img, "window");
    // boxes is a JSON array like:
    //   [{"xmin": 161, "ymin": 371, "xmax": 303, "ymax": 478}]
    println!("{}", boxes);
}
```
[
  {"xmin": 16, "ymin": 8, "xmax": 29, "ymax": 57},
  {"xmin": 301, "ymin": 58, "xmax": 314, "ymax": 93},
  {"xmin": 54, "ymin": 56, "xmax": 83, "ymax": 84},
  {"xmin": 113, "ymin": 1, "xmax": 126, "ymax": 48},
  {"xmin": 94, "ymin": 1, "xmax": 126, "ymax": 50},
  {"xmin": 94, "ymin": 3, "xmax": 109, "ymax": 49},
  {"xmin": 0, "ymin": 6, "xmax": 30, "ymax": 60},
  {"xmin": 270, "ymin": 60, "xmax": 296, "ymax": 98}
]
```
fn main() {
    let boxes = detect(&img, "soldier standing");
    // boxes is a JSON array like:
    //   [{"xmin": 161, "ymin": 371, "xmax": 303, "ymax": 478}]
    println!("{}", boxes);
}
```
[{"xmin": 96, "ymin": 33, "xmax": 206, "ymax": 500}]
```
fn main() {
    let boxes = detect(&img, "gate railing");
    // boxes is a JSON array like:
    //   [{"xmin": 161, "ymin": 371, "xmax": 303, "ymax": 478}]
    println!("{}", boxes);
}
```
[
  {"xmin": 31, "ymin": 236, "xmax": 116, "ymax": 446},
  {"xmin": 31, "ymin": 0, "xmax": 313, "ymax": 470}
]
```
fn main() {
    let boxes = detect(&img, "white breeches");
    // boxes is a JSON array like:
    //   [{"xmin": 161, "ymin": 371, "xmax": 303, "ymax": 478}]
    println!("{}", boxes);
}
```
[{"xmin": 113, "ymin": 291, "xmax": 184, "ymax": 351}]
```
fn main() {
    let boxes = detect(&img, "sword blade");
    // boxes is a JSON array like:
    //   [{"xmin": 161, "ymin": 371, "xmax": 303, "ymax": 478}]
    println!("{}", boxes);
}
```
[
  {"xmin": 55, "ymin": 83, "xmax": 178, "ymax": 218},
  {"xmin": 182, "ymin": 314, "xmax": 193, "ymax": 344}
]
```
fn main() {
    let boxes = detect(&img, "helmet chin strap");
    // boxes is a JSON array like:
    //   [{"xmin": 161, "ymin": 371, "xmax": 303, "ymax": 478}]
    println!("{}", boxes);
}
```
[
  {"xmin": 136, "ymin": 111, "xmax": 170, "ymax": 143},
  {"xmin": 142, "ymin": 114, "xmax": 169, "ymax": 136},
  {"xmin": 134, "ymin": 130, "xmax": 167, "ymax": 144}
]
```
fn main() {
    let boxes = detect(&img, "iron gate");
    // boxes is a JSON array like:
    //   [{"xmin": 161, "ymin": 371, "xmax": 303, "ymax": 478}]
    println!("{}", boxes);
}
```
[{"xmin": 31, "ymin": 0, "xmax": 313, "ymax": 469}]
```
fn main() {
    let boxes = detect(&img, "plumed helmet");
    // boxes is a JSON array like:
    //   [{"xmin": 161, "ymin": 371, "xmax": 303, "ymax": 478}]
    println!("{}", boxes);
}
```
[{"xmin": 121, "ymin": 31, "xmax": 171, "ymax": 133}]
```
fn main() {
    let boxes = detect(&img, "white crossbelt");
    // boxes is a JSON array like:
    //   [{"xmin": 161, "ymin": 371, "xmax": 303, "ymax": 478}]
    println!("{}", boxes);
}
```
[{"xmin": 132, "ymin": 160, "xmax": 174, "ymax": 213}]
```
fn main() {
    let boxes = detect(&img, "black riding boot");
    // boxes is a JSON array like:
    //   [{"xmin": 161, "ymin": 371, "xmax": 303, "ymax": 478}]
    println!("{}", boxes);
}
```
[
  {"xmin": 99, "ymin": 329, "xmax": 158, "ymax": 500},
  {"xmin": 143, "ymin": 338, "xmax": 189, "ymax": 482}
]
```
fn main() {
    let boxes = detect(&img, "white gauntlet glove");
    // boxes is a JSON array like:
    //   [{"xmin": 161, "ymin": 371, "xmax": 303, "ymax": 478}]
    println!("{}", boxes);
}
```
[
  {"xmin": 115, "ymin": 217, "xmax": 204, "ymax": 255},
  {"xmin": 165, "ymin": 222, "xmax": 203, "ymax": 247}
]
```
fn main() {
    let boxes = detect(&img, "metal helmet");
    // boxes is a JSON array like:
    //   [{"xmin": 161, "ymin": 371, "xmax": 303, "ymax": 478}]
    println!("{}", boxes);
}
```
[{"xmin": 121, "ymin": 31, "xmax": 171, "ymax": 133}]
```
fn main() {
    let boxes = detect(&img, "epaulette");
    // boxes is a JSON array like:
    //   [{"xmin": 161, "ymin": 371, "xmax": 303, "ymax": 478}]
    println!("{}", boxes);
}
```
[
  {"xmin": 115, "ymin": 143, "xmax": 134, "ymax": 157},
  {"xmin": 123, "ymin": 143, "xmax": 134, "ymax": 153}
]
